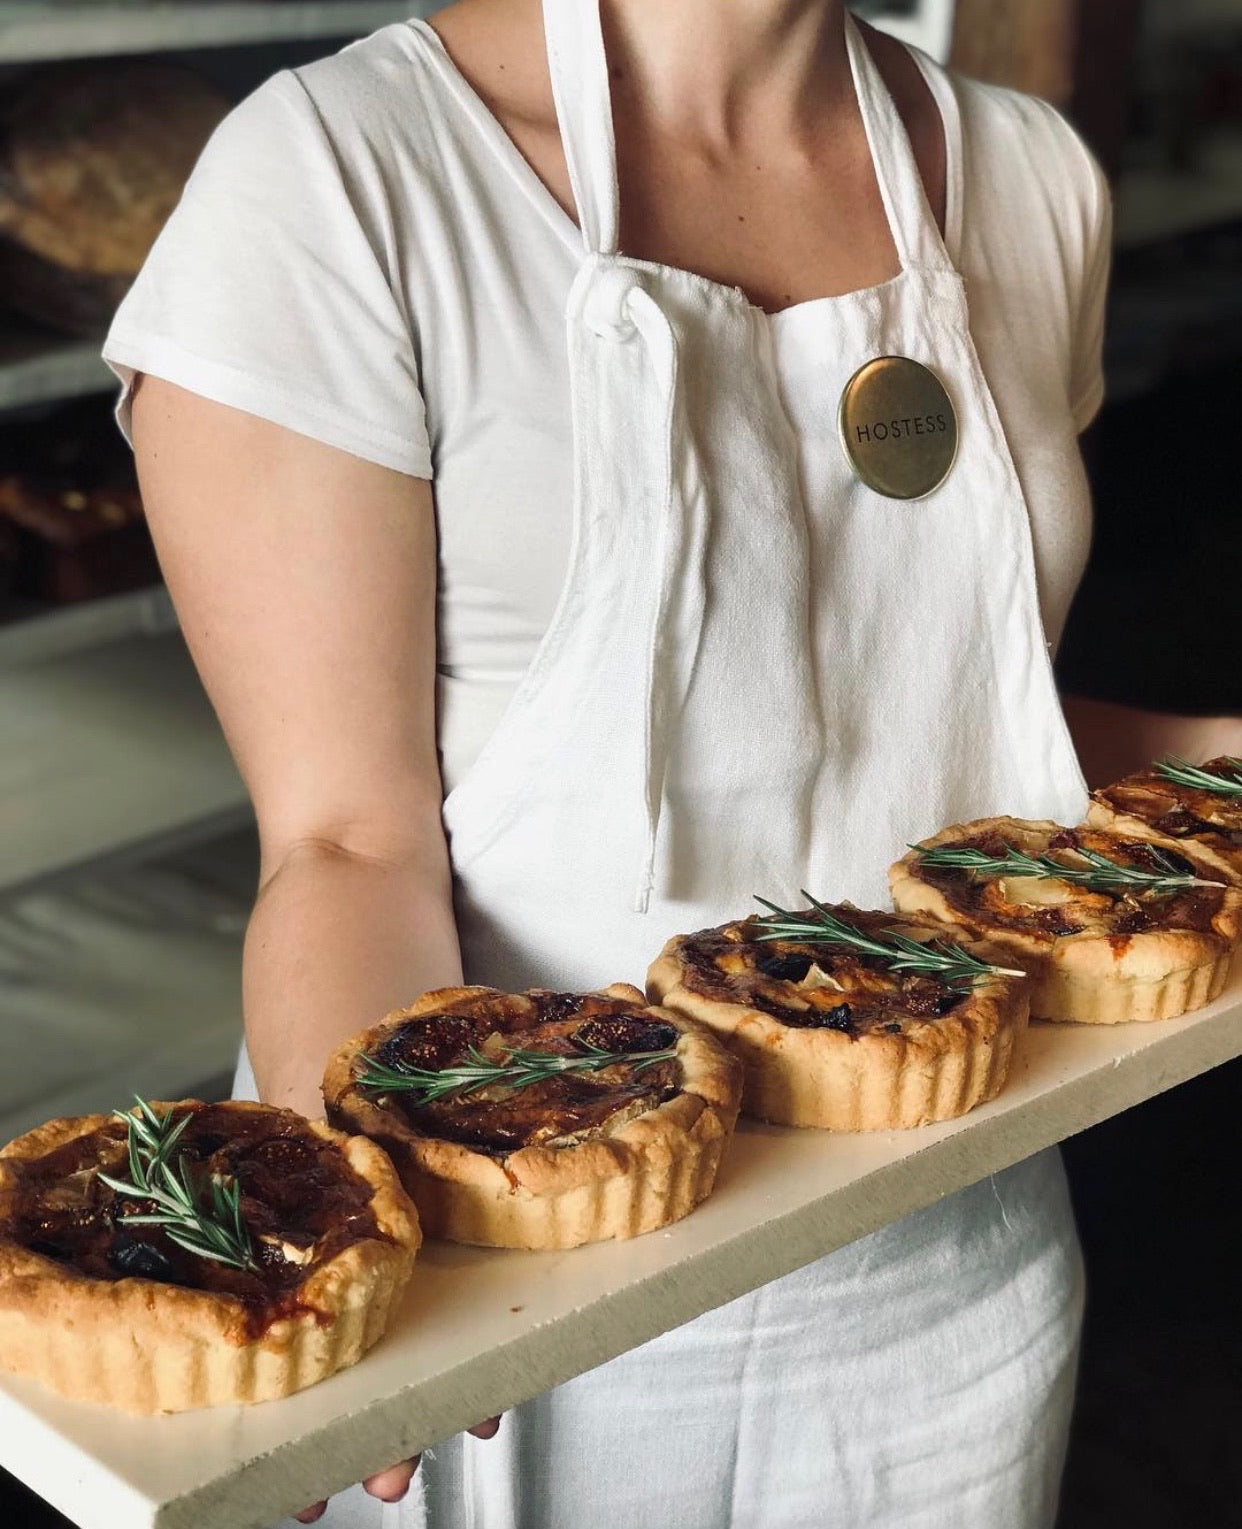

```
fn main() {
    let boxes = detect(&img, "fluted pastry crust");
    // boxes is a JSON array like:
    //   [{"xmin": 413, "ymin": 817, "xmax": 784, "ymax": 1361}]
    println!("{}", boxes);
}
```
[
  {"xmin": 647, "ymin": 906, "xmax": 1027, "ymax": 1130},
  {"xmin": 890, "ymin": 817, "xmax": 1242, "ymax": 1024},
  {"xmin": 323, "ymin": 984, "xmax": 742, "ymax": 1250},
  {"xmin": 0, "ymin": 1101, "xmax": 421, "ymax": 1413}
]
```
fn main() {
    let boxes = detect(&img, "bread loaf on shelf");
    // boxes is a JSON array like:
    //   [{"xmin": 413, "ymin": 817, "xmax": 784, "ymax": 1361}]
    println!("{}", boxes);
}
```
[{"xmin": 0, "ymin": 62, "xmax": 230, "ymax": 336}]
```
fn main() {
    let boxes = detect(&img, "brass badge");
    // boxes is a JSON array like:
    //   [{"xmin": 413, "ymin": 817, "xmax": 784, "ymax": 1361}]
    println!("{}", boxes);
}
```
[{"xmin": 838, "ymin": 356, "xmax": 958, "ymax": 500}]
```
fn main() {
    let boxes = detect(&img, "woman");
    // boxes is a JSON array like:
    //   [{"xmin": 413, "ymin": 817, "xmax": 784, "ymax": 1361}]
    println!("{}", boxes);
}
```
[{"xmin": 100, "ymin": 0, "xmax": 1233, "ymax": 1523}]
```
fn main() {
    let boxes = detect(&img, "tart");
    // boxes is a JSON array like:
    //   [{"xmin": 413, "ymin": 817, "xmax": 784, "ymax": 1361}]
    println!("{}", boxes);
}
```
[
  {"xmin": 890, "ymin": 817, "xmax": 1242, "ymax": 1024},
  {"xmin": 646, "ymin": 903, "xmax": 1028, "ymax": 1130},
  {"xmin": 0, "ymin": 1099, "xmax": 421, "ymax": 1413},
  {"xmin": 1087, "ymin": 757, "xmax": 1242, "ymax": 887},
  {"xmin": 323, "ymin": 984, "xmax": 742, "ymax": 1250}
]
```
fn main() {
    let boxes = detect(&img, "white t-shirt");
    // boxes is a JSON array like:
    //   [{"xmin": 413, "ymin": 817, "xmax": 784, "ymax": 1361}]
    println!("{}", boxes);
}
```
[{"xmin": 101, "ymin": 18, "xmax": 1111, "ymax": 795}]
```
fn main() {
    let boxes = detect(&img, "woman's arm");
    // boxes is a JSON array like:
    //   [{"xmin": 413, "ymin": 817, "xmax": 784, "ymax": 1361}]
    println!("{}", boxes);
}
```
[
  {"xmin": 1061, "ymin": 692, "xmax": 1242, "ymax": 792},
  {"xmin": 129, "ymin": 376, "xmax": 500, "ymax": 1521},
  {"xmin": 129, "ymin": 373, "xmax": 460, "ymax": 1118}
]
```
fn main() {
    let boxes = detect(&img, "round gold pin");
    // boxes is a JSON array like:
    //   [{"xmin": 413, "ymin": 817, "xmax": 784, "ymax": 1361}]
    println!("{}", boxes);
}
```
[{"xmin": 838, "ymin": 356, "xmax": 958, "ymax": 500}]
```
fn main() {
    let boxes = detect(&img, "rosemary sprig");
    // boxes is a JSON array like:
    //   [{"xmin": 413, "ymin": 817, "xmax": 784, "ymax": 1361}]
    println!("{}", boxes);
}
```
[
  {"xmin": 1154, "ymin": 756, "xmax": 1242, "ymax": 799},
  {"xmin": 751, "ymin": 892, "xmax": 1024, "ymax": 988},
  {"xmin": 913, "ymin": 843, "xmax": 1224, "ymax": 894},
  {"xmin": 97, "ymin": 1097, "xmax": 258, "ymax": 1273},
  {"xmin": 356, "ymin": 1040, "xmax": 678, "ymax": 1106}
]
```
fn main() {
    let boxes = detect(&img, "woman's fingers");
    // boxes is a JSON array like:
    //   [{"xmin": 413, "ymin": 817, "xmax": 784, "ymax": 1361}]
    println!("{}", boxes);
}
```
[
  {"xmin": 363, "ymin": 1457, "xmax": 421, "ymax": 1502},
  {"xmin": 359, "ymin": 1419, "xmax": 499, "ymax": 1502},
  {"xmin": 293, "ymin": 1454, "xmax": 421, "ymax": 1520},
  {"xmin": 296, "ymin": 1420, "xmax": 499, "ymax": 1520}
]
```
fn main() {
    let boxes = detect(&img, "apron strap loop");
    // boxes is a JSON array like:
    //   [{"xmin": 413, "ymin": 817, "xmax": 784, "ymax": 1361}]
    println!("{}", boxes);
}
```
[
  {"xmin": 542, "ymin": 0, "xmax": 620, "ymax": 255},
  {"xmin": 844, "ymin": 11, "xmax": 953, "ymax": 273}
]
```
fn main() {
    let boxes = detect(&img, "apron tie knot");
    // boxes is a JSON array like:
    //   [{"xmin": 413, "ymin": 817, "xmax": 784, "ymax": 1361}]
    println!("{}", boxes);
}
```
[{"xmin": 584, "ymin": 265, "xmax": 641, "ymax": 341}]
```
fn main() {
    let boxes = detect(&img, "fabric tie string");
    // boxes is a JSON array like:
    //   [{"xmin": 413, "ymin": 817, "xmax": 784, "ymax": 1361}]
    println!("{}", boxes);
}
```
[{"xmin": 623, "ymin": 284, "xmax": 685, "ymax": 914}]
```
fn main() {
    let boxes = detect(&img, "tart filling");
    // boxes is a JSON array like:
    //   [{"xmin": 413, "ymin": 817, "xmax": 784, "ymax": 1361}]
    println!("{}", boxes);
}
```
[
  {"xmin": 0, "ymin": 1100, "xmax": 421, "ymax": 1412},
  {"xmin": 1087, "ymin": 757, "xmax": 1242, "ymax": 886},
  {"xmin": 666, "ymin": 907, "xmax": 973, "ymax": 1034},
  {"xmin": 323, "ymin": 984, "xmax": 742, "ymax": 1251},
  {"xmin": 647, "ymin": 904, "xmax": 1027, "ymax": 1131},
  {"xmin": 362, "ymin": 993, "xmax": 683, "ymax": 1153},
  {"xmin": 3, "ymin": 1104, "xmax": 383, "ymax": 1334},
  {"xmin": 890, "ymin": 817, "xmax": 1242, "ymax": 1024}
]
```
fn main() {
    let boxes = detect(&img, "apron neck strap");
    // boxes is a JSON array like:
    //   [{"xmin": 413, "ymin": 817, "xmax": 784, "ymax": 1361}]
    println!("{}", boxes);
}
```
[
  {"xmin": 540, "ymin": 0, "xmax": 951, "ymax": 271},
  {"xmin": 844, "ymin": 11, "xmax": 951, "ymax": 272},
  {"xmin": 542, "ymin": 0, "xmax": 620, "ymax": 255}
]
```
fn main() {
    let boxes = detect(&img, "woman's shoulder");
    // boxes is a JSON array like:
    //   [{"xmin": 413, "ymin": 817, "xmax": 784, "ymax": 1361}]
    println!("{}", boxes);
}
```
[
  {"xmin": 934, "ymin": 60, "xmax": 1108, "ymax": 233},
  {"xmin": 957, "ymin": 71, "xmax": 1103, "ymax": 183},
  {"xmin": 293, "ymin": 20, "xmax": 459, "ymax": 146},
  {"xmin": 898, "ymin": 49, "xmax": 1110, "ymax": 296},
  {"xmin": 199, "ymin": 23, "xmax": 462, "ymax": 190}
]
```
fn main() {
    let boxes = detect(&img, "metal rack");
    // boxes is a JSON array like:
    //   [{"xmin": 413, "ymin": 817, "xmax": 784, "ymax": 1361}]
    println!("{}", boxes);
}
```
[
  {"xmin": 0, "ymin": 317, "xmax": 112, "ymax": 413},
  {"xmin": 0, "ymin": 2, "xmax": 436, "ymax": 416},
  {"xmin": 0, "ymin": 3, "xmax": 431, "ymax": 1130},
  {"xmin": 0, "ymin": 1, "xmax": 428, "ymax": 62}
]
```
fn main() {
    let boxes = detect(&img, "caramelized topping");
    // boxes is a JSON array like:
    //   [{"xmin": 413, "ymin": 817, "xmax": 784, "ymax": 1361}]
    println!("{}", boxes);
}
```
[
  {"xmin": 781, "ymin": 1001, "xmax": 855, "ymax": 1033},
  {"xmin": 574, "ymin": 1012, "xmax": 679, "ymax": 1055},
  {"xmin": 755, "ymin": 952, "xmax": 815, "ymax": 984},
  {"xmin": 1156, "ymin": 808, "xmax": 1219, "ymax": 838},
  {"xmin": 0, "ymin": 1104, "xmax": 385, "ymax": 1336},
  {"xmin": 677, "ymin": 909, "xmax": 968, "ymax": 1035},
  {"xmin": 1095, "ymin": 759, "xmax": 1242, "ymax": 849},
  {"xmin": 918, "ymin": 825, "xmax": 1227, "ymax": 939},
  {"xmin": 375, "ymin": 1012, "xmax": 495, "ymax": 1075},
  {"xmin": 361, "ymin": 992, "xmax": 682, "ymax": 1154}
]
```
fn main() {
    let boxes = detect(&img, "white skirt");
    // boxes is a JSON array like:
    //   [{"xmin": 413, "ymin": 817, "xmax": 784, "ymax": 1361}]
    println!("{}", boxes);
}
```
[{"xmin": 259, "ymin": 1107, "xmax": 1083, "ymax": 1529}]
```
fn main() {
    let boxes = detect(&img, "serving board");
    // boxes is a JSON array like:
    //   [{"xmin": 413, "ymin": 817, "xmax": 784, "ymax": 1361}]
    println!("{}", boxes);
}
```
[{"xmin": 2, "ymin": 971, "xmax": 1240, "ymax": 1529}]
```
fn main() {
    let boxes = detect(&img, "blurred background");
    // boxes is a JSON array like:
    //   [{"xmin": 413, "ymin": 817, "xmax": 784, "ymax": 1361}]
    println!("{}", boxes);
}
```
[{"xmin": 0, "ymin": 1, "xmax": 1238, "ymax": 1525}]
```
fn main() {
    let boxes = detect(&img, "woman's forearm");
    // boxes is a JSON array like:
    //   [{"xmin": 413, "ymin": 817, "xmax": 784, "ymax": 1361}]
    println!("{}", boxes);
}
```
[
  {"xmin": 243, "ymin": 838, "xmax": 462, "ymax": 1119},
  {"xmin": 1061, "ymin": 693, "xmax": 1242, "ymax": 790}
]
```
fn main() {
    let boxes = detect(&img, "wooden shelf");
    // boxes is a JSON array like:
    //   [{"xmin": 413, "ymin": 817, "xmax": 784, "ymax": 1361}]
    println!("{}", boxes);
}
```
[
  {"xmin": 0, "ymin": 318, "xmax": 114, "ymax": 413},
  {"xmin": 1144, "ymin": 0, "xmax": 1242, "ymax": 38},
  {"xmin": 0, "ymin": 0, "xmax": 433, "ymax": 62},
  {"xmin": 1, "ymin": 970, "xmax": 1239, "ymax": 1529},
  {"xmin": 1116, "ymin": 133, "xmax": 1242, "ymax": 251},
  {"xmin": 0, "ymin": 627, "xmax": 250, "ymax": 897},
  {"xmin": 0, "ymin": 586, "xmax": 177, "ymax": 668},
  {"xmin": 0, "ymin": 833, "xmax": 251, "ymax": 1144}
]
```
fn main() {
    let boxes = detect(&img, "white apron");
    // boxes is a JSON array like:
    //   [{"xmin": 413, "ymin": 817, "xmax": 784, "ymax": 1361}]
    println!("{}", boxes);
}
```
[{"xmin": 259, "ymin": 4, "xmax": 1088, "ymax": 1524}]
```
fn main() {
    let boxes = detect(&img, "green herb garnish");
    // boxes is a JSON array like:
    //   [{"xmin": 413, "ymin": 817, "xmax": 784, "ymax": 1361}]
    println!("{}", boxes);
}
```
[
  {"xmin": 97, "ymin": 1097, "xmax": 258, "ymax": 1272},
  {"xmin": 913, "ymin": 842, "xmax": 1223, "ymax": 894},
  {"xmin": 751, "ymin": 892, "xmax": 1023, "ymax": 989},
  {"xmin": 356, "ymin": 1041, "xmax": 679, "ymax": 1106},
  {"xmin": 1154, "ymin": 756, "xmax": 1242, "ymax": 799}
]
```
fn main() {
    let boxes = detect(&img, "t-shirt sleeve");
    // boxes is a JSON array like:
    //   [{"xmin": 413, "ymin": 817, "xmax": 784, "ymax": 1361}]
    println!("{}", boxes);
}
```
[
  {"xmin": 1067, "ymin": 143, "xmax": 1113, "ymax": 434},
  {"xmin": 101, "ymin": 69, "xmax": 432, "ymax": 479}
]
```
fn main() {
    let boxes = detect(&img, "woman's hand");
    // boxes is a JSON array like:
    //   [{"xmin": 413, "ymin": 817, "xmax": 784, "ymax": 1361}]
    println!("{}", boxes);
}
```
[
  {"xmin": 293, "ymin": 1417, "xmax": 503, "ymax": 1523},
  {"xmin": 1061, "ymin": 693, "xmax": 1242, "ymax": 790}
]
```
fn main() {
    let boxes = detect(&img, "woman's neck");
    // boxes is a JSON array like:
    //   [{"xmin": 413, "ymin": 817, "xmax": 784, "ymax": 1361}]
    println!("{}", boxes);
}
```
[
  {"xmin": 427, "ymin": 0, "xmax": 944, "ymax": 309},
  {"xmin": 602, "ymin": 0, "xmax": 852, "ymax": 151}
]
